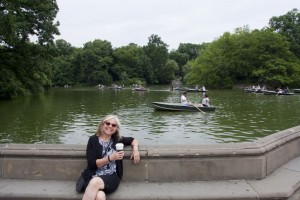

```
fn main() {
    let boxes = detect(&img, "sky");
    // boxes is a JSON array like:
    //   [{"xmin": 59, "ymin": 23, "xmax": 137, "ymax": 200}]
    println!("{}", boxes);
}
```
[{"xmin": 54, "ymin": 0, "xmax": 299, "ymax": 50}]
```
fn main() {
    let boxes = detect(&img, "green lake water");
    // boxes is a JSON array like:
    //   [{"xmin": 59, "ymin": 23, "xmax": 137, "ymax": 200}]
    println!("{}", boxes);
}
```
[{"xmin": 0, "ymin": 86, "xmax": 300, "ymax": 145}]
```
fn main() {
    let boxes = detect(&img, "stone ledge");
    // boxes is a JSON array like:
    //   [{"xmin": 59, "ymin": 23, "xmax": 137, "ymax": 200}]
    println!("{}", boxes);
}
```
[
  {"xmin": 1, "ymin": 125, "xmax": 300, "ymax": 158},
  {"xmin": 0, "ymin": 156, "xmax": 300, "ymax": 200},
  {"xmin": 1, "ymin": 126, "xmax": 300, "ymax": 199},
  {"xmin": 1, "ymin": 125, "xmax": 300, "ymax": 182}
]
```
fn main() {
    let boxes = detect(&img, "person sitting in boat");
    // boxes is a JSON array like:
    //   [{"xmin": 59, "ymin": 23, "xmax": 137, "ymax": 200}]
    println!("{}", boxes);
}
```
[
  {"xmin": 255, "ymin": 85, "xmax": 261, "ymax": 92},
  {"xmin": 202, "ymin": 86, "xmax": 206, "ymax": 91},
  {"xmin": 275, "ymin": 87, "xmax": 282, "ymax": 93},
  {"xmin": 181, "ymin": 92, "xmax": 191, "ymax": 106},
  {"xmin": 284, "ymin": 87, "xmax": 289, "ymax": 94},
  {"xmin": 202, "ymin": 94, "xmax": 210, "ymax": 107}
]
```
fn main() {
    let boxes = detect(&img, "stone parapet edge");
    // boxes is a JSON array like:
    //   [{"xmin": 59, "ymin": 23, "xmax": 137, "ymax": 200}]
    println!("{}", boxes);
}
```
[{"xmin": 0, "ymin": 125, "xmax": 300, "ymax": 182}]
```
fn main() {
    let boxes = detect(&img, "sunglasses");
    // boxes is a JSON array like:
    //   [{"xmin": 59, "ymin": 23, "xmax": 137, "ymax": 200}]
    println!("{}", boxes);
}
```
[{"xmin": 105, "ymin": 122, "xmax": 117, "ymax": 128}]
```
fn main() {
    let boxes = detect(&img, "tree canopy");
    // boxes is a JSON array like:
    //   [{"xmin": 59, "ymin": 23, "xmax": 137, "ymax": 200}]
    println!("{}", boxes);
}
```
[
  {"xmin": 185, "ymin": 27, "xmax": 300, "ymax": 88},
  {"xmin": 269, "ymin": 8, "xmax": 300, "ymax": 58},
  {"xmin": 0, "ymin": 0, "xmax": 60, "ymax": 99},
  {"xmin": 1, "ymin": 5, "xmax": 300, "ymax": 99}
]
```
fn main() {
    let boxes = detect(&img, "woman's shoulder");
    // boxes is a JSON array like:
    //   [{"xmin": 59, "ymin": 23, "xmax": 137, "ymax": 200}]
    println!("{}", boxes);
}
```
[
  {"xmin": 89, "ymin": 134, "xmax": 97, "ymax": 139},
  {"xmin": 88, "ymin": 134, "xmax": 98, "ymax": 142},
  {"xmin": 119, "ymin": 136, "xmax": 132, "ymax": 140},
  {"xmin": 118, "ymin": 136, "xmax": 134, "ymax": 145}
]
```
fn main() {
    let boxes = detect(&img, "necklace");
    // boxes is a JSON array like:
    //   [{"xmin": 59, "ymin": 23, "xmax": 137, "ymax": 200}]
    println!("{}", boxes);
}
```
[
  {"xmin": 99, "ymin": 138, "xmax": 112, "ymax": 156},
  {"xmin": 99, "ymin": 135, "xmax": 111, "ymax": 142}
]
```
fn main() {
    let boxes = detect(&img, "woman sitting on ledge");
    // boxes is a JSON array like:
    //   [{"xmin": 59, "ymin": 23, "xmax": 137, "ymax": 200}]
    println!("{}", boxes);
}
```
[{"xmin": 82, "ymin": 114, "xmax": 140, "ymax": 200}]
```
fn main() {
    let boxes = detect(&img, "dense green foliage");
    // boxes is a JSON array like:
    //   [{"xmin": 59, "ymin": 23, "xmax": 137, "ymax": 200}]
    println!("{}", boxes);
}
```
[
  {"xmin": 112, "ymin": 43, "xmax": 149, "ymax": 85},
  {"xmin": 50, "ymin": 39, "xmax": 77, "ymax": 87},
  {"xmin": 51, "ymin": 35, "xmax": 175, "ymax": 87},
  {"xmin": 184, "ymin": 8, "xmax": 300, "ymax": 89},
  {"xmin": 269, "ymin": 8, "xmax": 300, "ymax": 58},
  {"xmin": 185, "ymin": 27, "xmax": 300, "ymax": 88},
  {"xmin": 170, "ymin": 43, "xmax": 203, "ymax": 78},
  {"xmin": 0, "ymin": 0, "xmax": 59, "ymax": 99},
  {"xmin": 0, "ymin": 3, "xmax": 299, "ymax": 99}
]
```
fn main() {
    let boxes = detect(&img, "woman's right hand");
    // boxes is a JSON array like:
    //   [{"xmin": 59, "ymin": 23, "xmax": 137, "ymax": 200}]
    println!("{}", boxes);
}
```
[{"xmin": 110, "ymin": 151, "xmax": 124, "ymax": 160}]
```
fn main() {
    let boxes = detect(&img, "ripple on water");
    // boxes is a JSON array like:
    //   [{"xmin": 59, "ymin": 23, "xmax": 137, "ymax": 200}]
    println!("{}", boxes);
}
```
[{"xmin": 1, "ymin": 88, "xmax": 300, "ymax": 144}]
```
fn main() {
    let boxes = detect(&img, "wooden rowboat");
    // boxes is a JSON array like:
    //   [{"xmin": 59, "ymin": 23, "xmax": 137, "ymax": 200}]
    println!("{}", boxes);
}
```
[
  {"xmin": 263, "ymin": 90, "xmax": 295, "ymax": 95},
  {"xmin": 174, "ymin": 87, "xmax": 189, "ymax": 91},
  {"xmin": 132, "ymin": 87, "xmax": 147, "ymax": 91},
  {"xmin": 293, "ymin": 89, "xmax": 300, "ymax": 93},
  {"xmin": 109, "ymin": 86, "xmax": 123, "ymax": 89},
  {"xmin": 244, "ymin": 88, "xmax": 266, "ymax": 93},
  {"xmin": 186, "ymin": 89, "xmax": 208, "ymax": 93},
  {"xmin": 152, "ymin": 102, "xmax": 216, "ymax": 112}
]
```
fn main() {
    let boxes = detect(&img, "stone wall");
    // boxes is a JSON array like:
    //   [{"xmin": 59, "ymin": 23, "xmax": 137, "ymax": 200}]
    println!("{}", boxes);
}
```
[{"xmin": 1, "ymin": 125, "xmax": 300, "ymax": 182}]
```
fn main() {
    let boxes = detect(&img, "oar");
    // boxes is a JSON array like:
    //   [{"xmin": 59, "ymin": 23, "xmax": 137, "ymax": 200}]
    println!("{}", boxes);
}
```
[{"xmin": 192, "ymin": 103, "xmax": 204, "ymax": 113}]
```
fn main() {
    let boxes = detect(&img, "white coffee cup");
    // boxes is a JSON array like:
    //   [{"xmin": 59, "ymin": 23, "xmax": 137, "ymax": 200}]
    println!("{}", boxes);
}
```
[{"xmin": 116, "ymin": 143, "xmax": 124, "ymax": 151}]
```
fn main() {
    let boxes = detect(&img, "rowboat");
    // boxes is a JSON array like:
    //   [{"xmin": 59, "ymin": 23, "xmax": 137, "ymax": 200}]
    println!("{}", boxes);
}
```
[
  {"xmin": 186, "ymin": 89, "xmax": 208, "ymax": 93},
  {"xmin": 263, "ymin": 90, "xmax": 295, "ymax": 95},
  {"xmin": 109, "ymin": 86, "xmax": 122, "ymax": 89},
  {"xmin": 293, "ymin": 89, "xmax": 300, "ymax": 93},
  {"xmin": 132, "ymin": 87, "xmax": 147, "ymax": 91},
  {"xmin": 244, "ymin": 88, "xmax": 266, "ymax": 93},
  {"xmin": 152, "ymin": 102, "xmax": 216, "ymax": 112},
  {"xmin": 174, "ymin": 87, "xmax": 189, "ymax": 91}
]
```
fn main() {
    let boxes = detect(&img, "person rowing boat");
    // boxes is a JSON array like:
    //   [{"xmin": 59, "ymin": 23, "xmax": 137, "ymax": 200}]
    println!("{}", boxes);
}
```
[
  {"xmin": 201, "ymin": 94, "xmax": 210, "ymax": 107},
  {"xmin": 181, "ymin": 92, "xmax": 192, "ymax": 105}
]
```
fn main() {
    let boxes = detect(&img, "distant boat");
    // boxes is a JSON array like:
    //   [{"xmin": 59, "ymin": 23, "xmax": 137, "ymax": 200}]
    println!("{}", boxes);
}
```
[
  {"xmin": 263, "ymin": 90, "xmax": 295, "ymax": 95},
  {"xmin": 293, "ymin": 89, "xmax": 300, "ymax": 93},
  {"xmin": 152, "ymin": 102, "xmax": 216, "ymax": 112},
  {"xmin": 132, "ymin": 87, "xmax": 147, "ymax": 91},
  {"xmin": 174, "ymin": 87, "xmax": 208, "ymax": 93},
  {"xmin": 174, "ymin": 87, "xmax": 189, "ymax": 91},
  {"xmin": 109, "ymin": 86, "xmax": 123, "ymax": 89},
  {"xmin": 186, "ymin": 89, "xmax": 208, "ymax": 93},
  {"xmin": 244, "ymin": 88, "xmax": 266, "ymax": 93}
]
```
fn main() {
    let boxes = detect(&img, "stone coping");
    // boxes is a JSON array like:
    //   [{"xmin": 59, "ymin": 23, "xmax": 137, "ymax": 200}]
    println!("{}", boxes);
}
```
[
  {"xmin": 0, "ymin": 125, "xmax": 300, "ymax": 182},
  {"xmin": 1, "ymin": 156, "xmax": 300, "ymax": 200},
  {"xmin": 1, "ymin": 125, "xmax": 300, "ymax": 157}
]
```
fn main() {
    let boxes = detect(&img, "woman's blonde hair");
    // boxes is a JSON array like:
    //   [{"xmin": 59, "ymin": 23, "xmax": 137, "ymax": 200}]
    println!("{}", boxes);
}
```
[{"xmin": 96, "ymin": 114, "xmax": 121, "ymax": 141}]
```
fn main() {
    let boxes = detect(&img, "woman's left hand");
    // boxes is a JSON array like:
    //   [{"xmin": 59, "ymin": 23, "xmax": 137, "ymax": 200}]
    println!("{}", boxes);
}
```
[{"xmin": 130, "ymin": 146, "xmax": 140, "ymax": 164}]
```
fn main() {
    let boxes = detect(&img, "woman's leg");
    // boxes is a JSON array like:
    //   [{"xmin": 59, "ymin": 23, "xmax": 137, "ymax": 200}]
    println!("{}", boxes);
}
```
[
  {"xmin": 82, "ymin": 177, "xmax": 105, "ymax": 200},
  {"xmin": 96, "ymin": 191, "xmax": 106, "ymax": 200}
]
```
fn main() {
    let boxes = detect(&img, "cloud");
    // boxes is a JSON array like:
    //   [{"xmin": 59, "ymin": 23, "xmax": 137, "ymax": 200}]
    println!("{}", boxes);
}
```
[{"xmin": 55, "ymin": 0, "xmax": 299, "ymax": 50}]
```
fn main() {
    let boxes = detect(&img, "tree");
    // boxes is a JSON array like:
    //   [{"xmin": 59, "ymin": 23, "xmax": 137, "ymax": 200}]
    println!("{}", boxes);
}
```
[
  {"xmin": 185, "ymin": 28, "xmax": 300, "ymax": 88},
  {"xmin": 169, "ymin": 50, "xmax": 189, "ymax": 78},
  {"xmin": 269, "ymin": 9, "xmax": 300, "ymax": 58},
  {"xmin": 51, "ymin": 39, "xmax": 77, "ymax": 87},
  {"xmin": 112, "ymin": 43, "xmax": 145, "ymax": 84},
  {"xmin": 77, "ymin": 40, "xmax": 113, "ymax": 86},
  {"xmin": 138, "ymin": 54, "xmax": 153, "ymax": 84},
  {"xmin": 177, "ymin": 43, "xmax": 201, "ymax": 60},
  {"xmin": 0, "ymin": 0, "xmax": 60, "ymax": 99},
  {"xmin": 171, "ymin": 43, "xmax": 208, "ymax": 80},
  {"xmin": 0, "ymin": 0, "xmax": 59, "ymax": 47},
  {"xmin": 250, "ymin": 29, "xmax": 299, "ymax": 86},
  {"xmin": 143, "ymin": 34, "xmax": 169, "ymax": 84},
  {"xmin": 161, "ymin": 60, "xmax": 179, "ymax": 83}
]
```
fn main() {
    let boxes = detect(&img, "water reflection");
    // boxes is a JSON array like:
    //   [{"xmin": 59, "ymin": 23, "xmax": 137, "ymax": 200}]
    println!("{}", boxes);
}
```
[{"xmin": 0, "ymin": 87, "xmax": 300, "ymax": 145}]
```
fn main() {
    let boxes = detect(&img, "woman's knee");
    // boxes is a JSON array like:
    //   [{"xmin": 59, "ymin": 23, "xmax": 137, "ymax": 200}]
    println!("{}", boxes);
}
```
[
  {"xmin": 96, "ymin": 190, "xmax": 106, "ymax": 200},
  {"xmin": 89, "ymin": 177, "xmax": 105, "ymax": 189}
]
